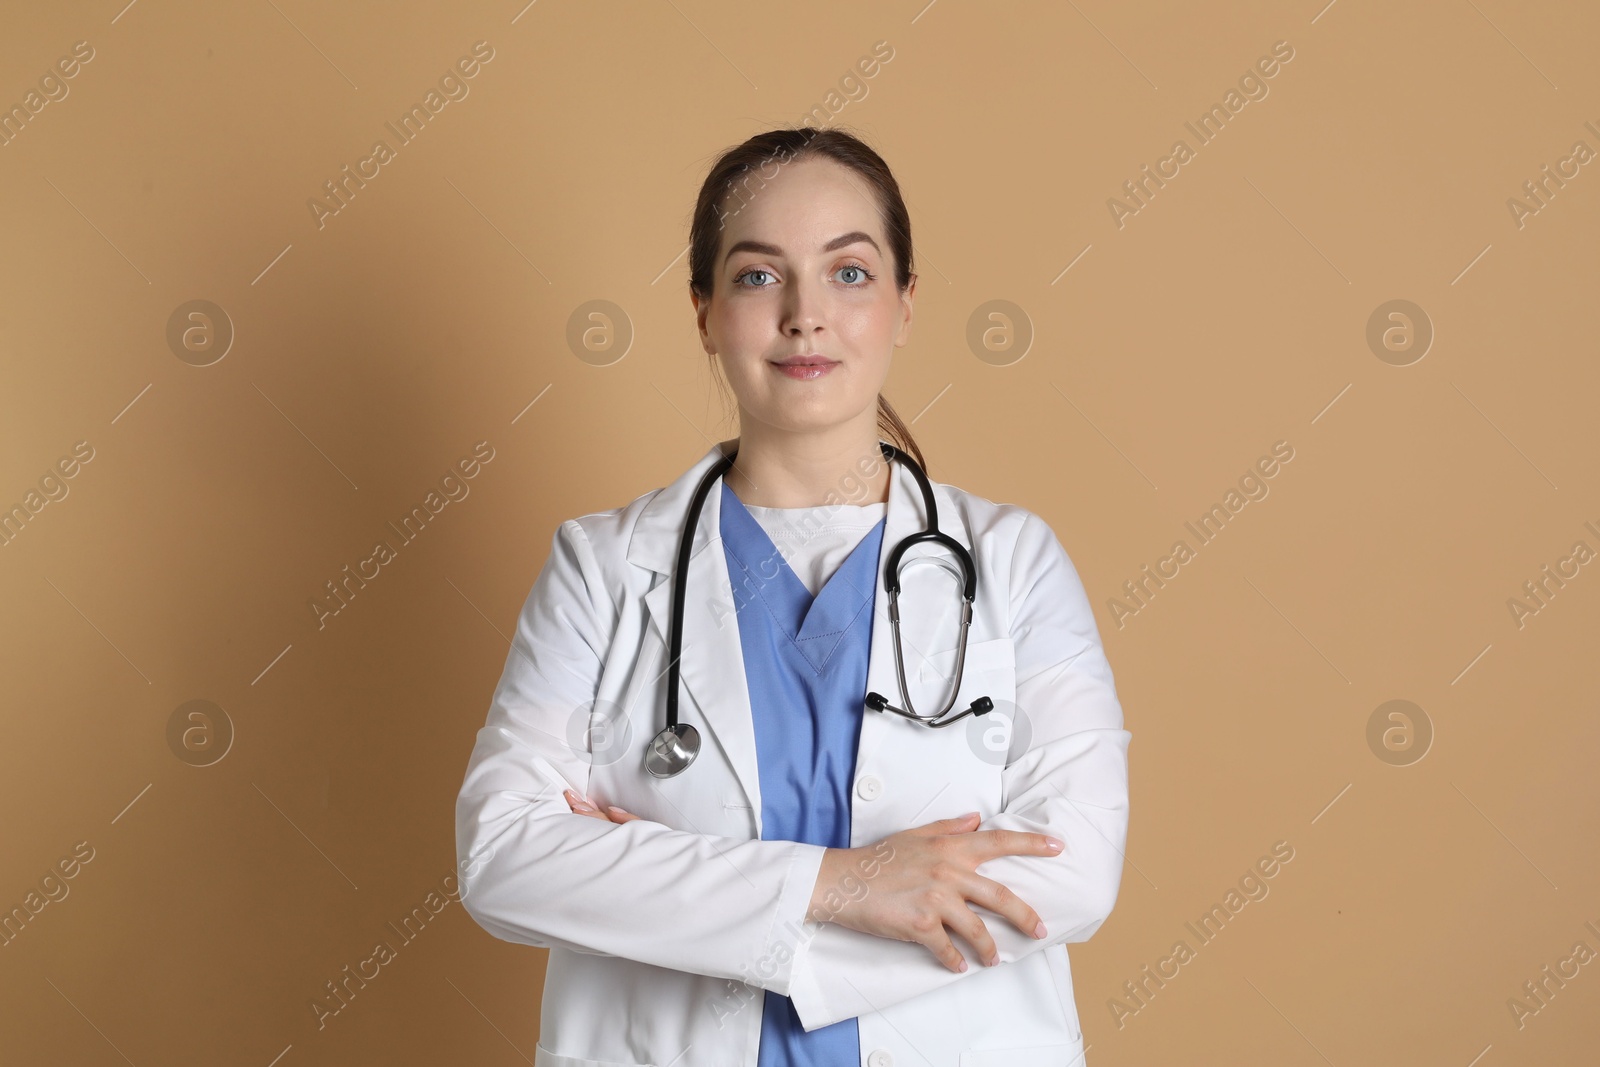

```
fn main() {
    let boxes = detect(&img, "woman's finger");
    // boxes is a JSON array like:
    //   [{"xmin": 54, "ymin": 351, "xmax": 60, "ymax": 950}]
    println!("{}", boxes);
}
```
[
  {"xmin": 564, "ymin": 789, "xmax": 608, "ymax": 820},
  {"xmin": 966, "ymin": 827, "xmax": 1065, "ymax": 863},
  {"xmin": 955, "ymin": 868, "xmax": 1047, "ymax": 942},
  {"xmin": 907, "ymin": 919, "xmax": 969, "ymax": 974},
  {"xmin": 943, "ymin": 897, "xmax": 1001, "ymax": 968},
  {"xmin": 565, "ymin": 788, "xmax": 642, "ymax": 823}
]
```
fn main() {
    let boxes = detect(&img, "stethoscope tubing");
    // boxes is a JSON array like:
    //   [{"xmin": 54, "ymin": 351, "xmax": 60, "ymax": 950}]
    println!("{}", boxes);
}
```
[{"xmin": 647, "ymin": 440, "xmax": 990, "ymax": 778}]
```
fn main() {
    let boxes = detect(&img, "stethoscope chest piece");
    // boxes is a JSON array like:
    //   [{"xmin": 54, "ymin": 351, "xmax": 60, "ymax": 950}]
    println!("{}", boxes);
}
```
[{"xmin": 645, "ymin": 722, "xmax": 700, "ymax": 778}]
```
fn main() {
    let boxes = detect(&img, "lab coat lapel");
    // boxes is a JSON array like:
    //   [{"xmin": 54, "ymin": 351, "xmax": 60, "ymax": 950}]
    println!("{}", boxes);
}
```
[
  {"xmin": 854, "ymin": 448, "xmax": 929, "ymax": 821},
  {"xmin": 632, "ymin": 441, "xmax": 764, "ymax": 822}
]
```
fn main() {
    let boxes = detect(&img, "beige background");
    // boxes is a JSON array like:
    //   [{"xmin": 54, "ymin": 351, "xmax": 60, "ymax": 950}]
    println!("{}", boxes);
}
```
[{"xmin": 2, "ymin": 0, "xmax": 1597, "ymax": 1063}]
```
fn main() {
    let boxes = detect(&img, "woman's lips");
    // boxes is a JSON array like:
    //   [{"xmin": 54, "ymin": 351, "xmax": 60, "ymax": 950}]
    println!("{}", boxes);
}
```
[{"xmin": 771, "ymin": 358, "xmax": 839, "ymax": 380}]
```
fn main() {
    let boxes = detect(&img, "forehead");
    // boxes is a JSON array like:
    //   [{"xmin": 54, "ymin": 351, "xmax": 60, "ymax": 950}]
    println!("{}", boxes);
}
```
[{"xmin": 720, "ymin": 156, "xmax": 885, "ymax": 254}]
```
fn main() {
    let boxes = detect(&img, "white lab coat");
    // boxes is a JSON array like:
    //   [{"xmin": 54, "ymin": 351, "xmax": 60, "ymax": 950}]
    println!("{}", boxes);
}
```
[{"xmin": 455, "ymin": 440, "xmax": 1131, "ymax": 1067}]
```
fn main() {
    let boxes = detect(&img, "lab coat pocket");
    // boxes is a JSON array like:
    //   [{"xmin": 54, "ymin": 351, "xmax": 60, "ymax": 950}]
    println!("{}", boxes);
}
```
[
  {"xmin": 958, "ymin": 1038, "xmax": 1086, "ymax": 1066},
  {"xmin": 919, "ymin": 637, "xmax": 1021, "ymax": 766},
  {"xmin": 534, "ymin": 1042, "xmax": 652, "ymax": 1067},
  {"xmin": 902, "ymin": 637, "xmax": 1017, "ymax": 819},
  {"xmin": 919, "ymin": 637, "xmax": 1015, "ymax": 702}
]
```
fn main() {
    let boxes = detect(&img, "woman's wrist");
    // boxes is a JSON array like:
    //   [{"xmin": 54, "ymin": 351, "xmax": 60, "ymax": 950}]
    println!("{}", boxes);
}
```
[{"xmin": 807, "ymin": 847, "xmax": 846, "ymax": 923}]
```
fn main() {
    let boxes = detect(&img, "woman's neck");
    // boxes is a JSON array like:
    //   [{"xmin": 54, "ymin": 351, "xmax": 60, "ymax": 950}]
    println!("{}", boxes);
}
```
[{"xmin": 724, "ymin": 425, "xmax": 890, "ymax": 509}]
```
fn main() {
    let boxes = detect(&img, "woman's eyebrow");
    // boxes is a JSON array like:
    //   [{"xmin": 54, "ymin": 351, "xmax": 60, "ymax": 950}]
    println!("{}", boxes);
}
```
[{"xmin": 723, "ymin": 231, "xmax": 881, "ymax": 264}]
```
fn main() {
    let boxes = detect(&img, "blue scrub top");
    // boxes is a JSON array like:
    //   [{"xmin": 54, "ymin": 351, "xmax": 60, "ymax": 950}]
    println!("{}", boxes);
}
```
[{"xmin": 720, "ymin": 482, "xmax": 885, "ymax": 1067}]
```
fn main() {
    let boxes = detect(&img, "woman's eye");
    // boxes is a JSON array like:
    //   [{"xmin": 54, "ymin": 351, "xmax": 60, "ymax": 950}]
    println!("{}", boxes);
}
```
[{"xmin": 734, "ymin": 264, "xmax": 874, "ymax": 288}]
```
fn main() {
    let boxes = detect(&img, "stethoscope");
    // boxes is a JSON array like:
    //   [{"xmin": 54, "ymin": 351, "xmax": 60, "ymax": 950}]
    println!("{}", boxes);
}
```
[{"xmin": 644, "ymin": 440, "xmax": 995, "ymax": 779}]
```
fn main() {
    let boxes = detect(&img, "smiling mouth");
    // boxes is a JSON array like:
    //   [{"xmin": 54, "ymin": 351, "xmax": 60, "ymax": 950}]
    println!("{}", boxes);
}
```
[
  {"xmin": 770, "ymin": 356, "xmax": 839, "ymax": 379},
  {"xmin": 771, "ymin": 355, "xmax": 838, "ymax": 367}
]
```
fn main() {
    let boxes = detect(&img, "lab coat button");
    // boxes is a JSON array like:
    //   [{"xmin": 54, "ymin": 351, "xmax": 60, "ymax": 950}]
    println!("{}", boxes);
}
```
[
  {"xmin": 867, "ymin": 1051, "xmax": 894, "ymax": 1067},
  {"xmin": 856, "ymin": 774, "xmax": 883, "ymax": 801}
]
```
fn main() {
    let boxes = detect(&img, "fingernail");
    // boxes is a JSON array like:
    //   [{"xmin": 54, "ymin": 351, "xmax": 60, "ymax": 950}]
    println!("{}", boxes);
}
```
[
  {"xmin": 958, "ymin": 958, "xmax": 967, "ymax": 972},
  {"xmin": 1034, "ymin": 922, "xmax": 1047, "ymax": 939},
  {"xmin": 607, "ymin": 806, "xmax": 625, "ymax": 814},
  {"xmin": 1045, "ymin": 837, "xmax": 1063, "ymax": 852}
]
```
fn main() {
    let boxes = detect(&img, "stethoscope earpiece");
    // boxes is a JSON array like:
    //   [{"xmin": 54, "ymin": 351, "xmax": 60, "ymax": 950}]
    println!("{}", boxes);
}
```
[{"xmin": 865, "ymin": 691, "xmax": 994, "ymax": 727}]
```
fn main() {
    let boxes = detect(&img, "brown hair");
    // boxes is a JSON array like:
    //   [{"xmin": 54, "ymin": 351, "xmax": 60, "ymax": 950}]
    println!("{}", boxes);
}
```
[{"xmin": 687, "ymin": 125, "xmax": 926, "ymax": 473}]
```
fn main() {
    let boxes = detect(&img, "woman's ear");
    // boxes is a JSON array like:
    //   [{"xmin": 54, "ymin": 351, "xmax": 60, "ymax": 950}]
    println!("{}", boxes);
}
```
[
  {"xmin": 691, "ymin": 291, "xmax": 716, "ymax": 355},
  {"xmin": 894, "ymin": 273, "xmax": 917, "ymax": 347}
]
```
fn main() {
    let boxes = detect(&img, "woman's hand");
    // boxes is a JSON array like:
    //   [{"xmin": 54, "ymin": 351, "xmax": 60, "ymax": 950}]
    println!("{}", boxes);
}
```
[
  {"xmin": 563, "ymin": 788, "xmax": 642, "ymax": 823},
  {"xmin": 809, "ymin": 812, "xmax": 1063, "ymax": 974}
]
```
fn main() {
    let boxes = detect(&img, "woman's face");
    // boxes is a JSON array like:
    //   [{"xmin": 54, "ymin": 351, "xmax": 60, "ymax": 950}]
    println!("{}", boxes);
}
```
[{"xmin": 693, "ymin": 156, "xmax": 915, "ymax": 438}]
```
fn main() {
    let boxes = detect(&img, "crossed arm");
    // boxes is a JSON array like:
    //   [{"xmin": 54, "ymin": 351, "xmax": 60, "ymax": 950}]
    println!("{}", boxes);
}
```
[
  {"xmin": 454, "ymin": 514, "xmax": 1130, "ymax": 1028},
  {"xmin": 455, "ymin": 519, "xmax": 828, "ymax": 992}
]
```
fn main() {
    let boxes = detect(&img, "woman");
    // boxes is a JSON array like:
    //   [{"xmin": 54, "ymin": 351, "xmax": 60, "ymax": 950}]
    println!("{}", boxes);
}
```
[{"xmin": 456, "ymin": 127, "xmax": 1131, "ymax": 1067}]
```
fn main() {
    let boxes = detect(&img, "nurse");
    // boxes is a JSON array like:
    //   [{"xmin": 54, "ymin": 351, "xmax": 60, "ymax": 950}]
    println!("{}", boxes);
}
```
[{"xmin": 457, "ymin": 126, "xmax": 1131, "ymax": 1067}]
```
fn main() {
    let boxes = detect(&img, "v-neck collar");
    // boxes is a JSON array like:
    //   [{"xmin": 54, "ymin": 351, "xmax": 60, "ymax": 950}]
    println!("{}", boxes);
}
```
[{"xmin": 719, "ymin": 482, "xmax": 886, "ymax": 673}]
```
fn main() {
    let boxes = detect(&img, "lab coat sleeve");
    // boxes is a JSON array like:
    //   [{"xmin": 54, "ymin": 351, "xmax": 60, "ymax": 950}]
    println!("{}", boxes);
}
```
[
  {"xmin": 784, "ymin": 511, "xmax": 1132, "ymax": 1030},
  {"xmin": 455, "ymin": 518, "xmax": 830, "ymax": 994}
]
